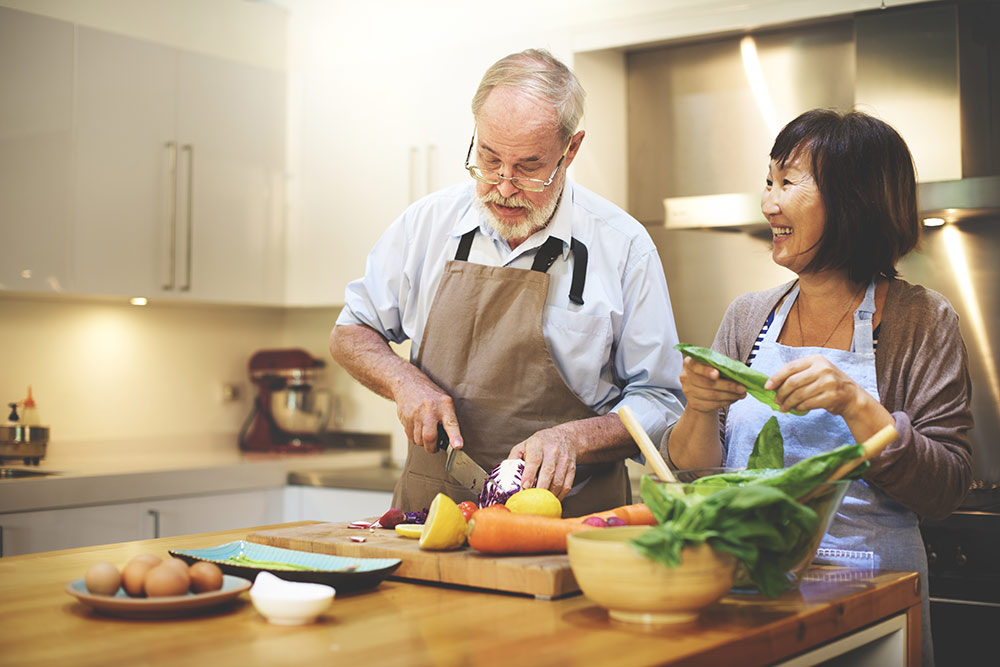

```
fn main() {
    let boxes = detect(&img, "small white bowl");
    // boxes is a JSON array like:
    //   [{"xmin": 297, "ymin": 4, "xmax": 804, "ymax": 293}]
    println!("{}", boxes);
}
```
[{"xmin": 249, "ymin": 571, "xmax": 335, "ymax": 625}]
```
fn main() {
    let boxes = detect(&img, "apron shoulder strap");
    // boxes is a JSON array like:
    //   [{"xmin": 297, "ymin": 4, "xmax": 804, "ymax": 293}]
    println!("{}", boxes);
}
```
[
  {"xmin": 454, "ymin": 229, "xmax": 477, "ymax": 261},
  {"xmin": 531, "ymin": 236, "xmax": 588, "ymax": 305},
  {"xmin": 456, "ymin": 229, "xmax": 588, "ymax": 305},
  {"xmin": 530, "ymin": 236, "xmax": 564, "ymax": 272},
  {"xmin": 569, "ymin": 238, "xmax": 587, "ymax": 305}
]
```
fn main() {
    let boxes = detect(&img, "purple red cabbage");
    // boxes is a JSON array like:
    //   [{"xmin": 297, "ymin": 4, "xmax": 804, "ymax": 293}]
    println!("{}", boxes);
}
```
[{"xmin": 478, "ymin": 459, "xmax": 526, "ymax": 507}]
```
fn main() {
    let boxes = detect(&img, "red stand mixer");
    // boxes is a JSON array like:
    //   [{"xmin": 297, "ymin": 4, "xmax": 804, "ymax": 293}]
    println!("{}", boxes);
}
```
[{"xmin": 239, "ymin": 348, "xmax": 333, "ymax": 453}]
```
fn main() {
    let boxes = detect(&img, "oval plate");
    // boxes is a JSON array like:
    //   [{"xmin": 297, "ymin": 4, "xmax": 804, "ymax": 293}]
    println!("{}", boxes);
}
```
[
  {"xmin": 65, "ymin": 574, "xmax": 250, "ymax": 619},
  {"xmin": 169, "ymin": 541, "xmax": 401, "ymax": 592}
]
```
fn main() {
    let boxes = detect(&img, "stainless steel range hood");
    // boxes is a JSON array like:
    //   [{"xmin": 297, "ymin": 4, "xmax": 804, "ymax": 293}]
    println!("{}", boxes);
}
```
[{"xmin": 642, "ymin": 1, "xmax": 1000, "ymax": 231}]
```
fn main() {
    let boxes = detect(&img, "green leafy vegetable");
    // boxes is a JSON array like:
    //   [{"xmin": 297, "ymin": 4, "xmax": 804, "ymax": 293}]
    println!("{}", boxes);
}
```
[
  {"xmin": 748, "ymin": 416, "xmax": 783, "ymax": 469},
  {"xmin": 632, "ymin": 437, "xmax": 869, "ymax": 597},
  {"xmin": 224, "ymin": 555, "xmax": 317, "ymax": 571},
  {"xmin": 675, "ymin": 343, "xmax": 807, "ymax": 416}
]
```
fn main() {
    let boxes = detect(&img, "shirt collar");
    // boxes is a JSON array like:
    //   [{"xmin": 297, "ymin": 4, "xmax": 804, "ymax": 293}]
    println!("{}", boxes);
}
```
[{"xmin": 453, "ymin": 181, "xmax": 575, "ymax": 261}]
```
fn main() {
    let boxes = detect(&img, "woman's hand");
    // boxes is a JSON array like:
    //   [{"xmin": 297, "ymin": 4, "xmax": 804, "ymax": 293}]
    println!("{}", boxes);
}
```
[
  {"xmin": 679, "ymin": 356, "xmax": 748, "ymax": 413},
  {"xmin": 766, "ymin": 354, "xmax": 871, "ymax": 418}
]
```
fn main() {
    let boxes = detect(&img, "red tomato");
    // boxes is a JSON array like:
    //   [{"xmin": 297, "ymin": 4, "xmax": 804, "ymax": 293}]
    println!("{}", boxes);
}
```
[{"xmin": 457, "ymin": 501, "xmax": 479, "ymax": 522}]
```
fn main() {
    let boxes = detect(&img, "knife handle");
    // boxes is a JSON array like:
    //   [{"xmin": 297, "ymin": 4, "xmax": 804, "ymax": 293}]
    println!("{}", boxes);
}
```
[{"xmin": 435, "ymin": 423, "xmax": 449, "ymax": 452}]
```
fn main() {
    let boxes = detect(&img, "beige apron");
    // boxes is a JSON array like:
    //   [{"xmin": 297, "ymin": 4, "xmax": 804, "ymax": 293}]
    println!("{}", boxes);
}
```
[{"xmin": 391, "ymin": 230, "xmax": 630, "ymax": 518}]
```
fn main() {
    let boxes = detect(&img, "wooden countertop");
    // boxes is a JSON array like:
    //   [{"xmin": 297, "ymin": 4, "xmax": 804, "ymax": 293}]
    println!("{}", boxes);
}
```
[{"xmin": 0, "ymin": 522, "xmax": 922, "ymax": 666}]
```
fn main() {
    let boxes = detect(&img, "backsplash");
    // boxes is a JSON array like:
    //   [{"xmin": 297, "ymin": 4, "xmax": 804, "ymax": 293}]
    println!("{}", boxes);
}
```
[{"xmin": 0, "ymin": 294, "xmax": 406, "ymax": 463}]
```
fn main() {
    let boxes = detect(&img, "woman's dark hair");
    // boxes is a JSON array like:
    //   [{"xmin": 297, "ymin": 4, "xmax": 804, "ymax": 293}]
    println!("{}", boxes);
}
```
[{"xmin": 769, "ymin": 108, "xmax": 920, "ymax": 282}]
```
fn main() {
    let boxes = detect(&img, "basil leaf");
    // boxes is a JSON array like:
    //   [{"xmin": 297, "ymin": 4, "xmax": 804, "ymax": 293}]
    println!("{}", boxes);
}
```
[{"xmin": 675, "ymin": 343, "xmax": 808, "ymax": 416}]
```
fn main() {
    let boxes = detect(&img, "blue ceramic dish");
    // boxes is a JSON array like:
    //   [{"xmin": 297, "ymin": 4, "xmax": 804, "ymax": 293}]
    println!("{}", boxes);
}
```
[{"xmin": 170, "ymin": 541, "xmax": 401, "ymax": 592}]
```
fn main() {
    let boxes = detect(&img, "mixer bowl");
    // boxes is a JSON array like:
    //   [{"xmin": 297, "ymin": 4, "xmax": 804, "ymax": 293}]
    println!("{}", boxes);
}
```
[{"xmin": 270, "ymin": 386, "xmax": 331, "ymax": 435}]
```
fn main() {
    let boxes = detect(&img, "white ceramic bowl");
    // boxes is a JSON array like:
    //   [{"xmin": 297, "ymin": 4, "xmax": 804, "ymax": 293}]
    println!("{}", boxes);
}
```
[{"xmin": 249, "ymin": 571, "xmax": 335, "ymax": 625}]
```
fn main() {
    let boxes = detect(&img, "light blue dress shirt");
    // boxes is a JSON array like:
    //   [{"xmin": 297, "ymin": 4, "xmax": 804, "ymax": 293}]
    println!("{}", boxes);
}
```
[{"xmin": 336, "ymin": 180, "xmax": 684, "ymax": 447}]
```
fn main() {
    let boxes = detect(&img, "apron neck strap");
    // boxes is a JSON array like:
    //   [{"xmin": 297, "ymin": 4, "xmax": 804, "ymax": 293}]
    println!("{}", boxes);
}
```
[
  {"xmin": 455, "ymin": 229, "xmax": 476, "ymax": 261},
  {"xmin": 453, "ymin": 229, "xmax": 587, "ymax": 306}
]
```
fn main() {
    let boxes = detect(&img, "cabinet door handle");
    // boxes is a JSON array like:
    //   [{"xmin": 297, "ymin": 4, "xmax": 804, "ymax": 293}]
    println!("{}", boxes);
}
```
[
  {"xmin": 180, "ymin": 144, "xmax": 194, "ymax": 291},
  {"xmin": 164, "ymin": 141, "xmax": 178, "ymax": 290},
  {"xmin": 147, "ymin": 509, "xmax": 161, "ymax": 539}
]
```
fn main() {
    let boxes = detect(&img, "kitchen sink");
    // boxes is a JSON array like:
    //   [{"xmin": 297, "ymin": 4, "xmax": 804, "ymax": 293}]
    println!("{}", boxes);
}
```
[{"xmin": 0, "ymin": 468, "xmax": 60, "ymax": 479}]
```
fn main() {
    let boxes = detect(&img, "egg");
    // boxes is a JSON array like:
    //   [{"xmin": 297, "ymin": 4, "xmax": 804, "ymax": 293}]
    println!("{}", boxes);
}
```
[
  {"xmin": 164, "ymin": 557, "xmax": 190, "ymax": 575},
  {"xmin": 84, "ymin": 562, "xmax": 122, "ymax": 596},
  {"xmin": 129, "ymin": 553, "xmax": 162, "ymax": 568},
  {"xmin": 122, "ymin": 559, "xmax": 158, "ymax": 597},
  {"xmin": 143, "ymin": 562, "xmax": 190, "ymax": 597},
  {"xmin": 188, "ymin": 562, "xmax": 224, "ymax": 593}
]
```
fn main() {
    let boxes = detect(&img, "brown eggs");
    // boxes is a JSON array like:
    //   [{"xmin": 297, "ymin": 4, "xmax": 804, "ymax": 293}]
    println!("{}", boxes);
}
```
[
  {"xmin": 84, "ymin": 561, "xmax": 122, "ymax": 596},
  {"xmin": 84, "ymin": 554, "xmax": 226, "ymax": 598},
  {"xmin": 144, "ymin": 562, "xmax": 190, "ymax": 597},
  {"xmin": 122, "ymin": 555, "xmax": 161, "ymax": 596},
  {"xmin": 188, "ymin": 562, "xmax": 224, "ymax": 593}
]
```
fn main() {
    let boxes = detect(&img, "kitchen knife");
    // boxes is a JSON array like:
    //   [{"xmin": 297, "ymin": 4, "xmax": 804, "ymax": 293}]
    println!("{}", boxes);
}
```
[{"xmin": 436, "ymin": 424, "xmax": 490, "ymax": 495}]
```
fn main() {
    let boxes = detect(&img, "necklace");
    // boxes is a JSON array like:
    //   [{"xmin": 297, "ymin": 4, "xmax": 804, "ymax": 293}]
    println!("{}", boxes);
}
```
[{"xmin": 795, "ymin": 284, "xmax": 865, "ymax": 348}]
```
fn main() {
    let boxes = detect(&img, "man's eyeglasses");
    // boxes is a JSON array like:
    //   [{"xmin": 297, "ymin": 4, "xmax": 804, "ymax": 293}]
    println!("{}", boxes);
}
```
[{"xmin": 464, "ymin": 130, "xmax": 568, "ymax": 192}]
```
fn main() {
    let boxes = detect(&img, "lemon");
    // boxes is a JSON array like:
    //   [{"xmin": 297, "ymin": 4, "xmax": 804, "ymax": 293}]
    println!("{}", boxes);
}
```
[
  {"xmin": 395, "ymin": 524, "xmax": 423, "ymax": 539},
  {"xmin": 418, "ymin": 493, "xmax": 469, "ymax": 550},
  {"xmin": 505, "ymin": 488, "xmax": 562, "ymax": 518}
]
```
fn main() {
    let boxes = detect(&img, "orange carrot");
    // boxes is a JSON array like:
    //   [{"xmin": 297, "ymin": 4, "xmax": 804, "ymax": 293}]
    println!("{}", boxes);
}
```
[
  {"xmin": 574, "ymin": 503, "xmax": 657, "ymax": 526},
  {"xmin": 467, "ymin": 506, "xmax": 597, "ymax": 554}
]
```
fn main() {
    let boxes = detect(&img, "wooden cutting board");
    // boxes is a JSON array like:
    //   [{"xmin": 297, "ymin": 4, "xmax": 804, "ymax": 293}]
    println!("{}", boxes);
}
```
[{"xmin": 245, "ymin": 522, "xmax": 579, "ymax": 599}]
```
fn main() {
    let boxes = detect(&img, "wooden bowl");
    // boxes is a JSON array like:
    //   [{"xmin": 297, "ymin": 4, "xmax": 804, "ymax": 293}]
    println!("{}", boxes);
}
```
[{"xmin": 567, "ymin": 526, "xmax": 736, "ymax": 625}]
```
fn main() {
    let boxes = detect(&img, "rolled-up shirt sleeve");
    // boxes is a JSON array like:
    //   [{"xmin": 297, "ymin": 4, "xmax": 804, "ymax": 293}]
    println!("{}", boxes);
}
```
[
  {"xmin": 607, "ymin": 242, "xmax": 685, "ymax": 451},
  {"xmin": 336, "ymin": 215, "xmax": 410, "ymax": 345}
]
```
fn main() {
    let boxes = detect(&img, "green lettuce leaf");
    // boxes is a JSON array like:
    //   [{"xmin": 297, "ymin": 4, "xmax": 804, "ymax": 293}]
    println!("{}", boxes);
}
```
[{"xmin": 675, "ymin": 343, "xmax": 808, "ymax": 416}]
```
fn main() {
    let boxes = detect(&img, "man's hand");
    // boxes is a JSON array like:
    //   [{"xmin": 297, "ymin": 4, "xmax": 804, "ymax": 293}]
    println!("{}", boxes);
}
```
[
  {"xmin": 330, "ymin": 324, "xmax": 464, "ymax": 453},
  {"xmin": 392, "ymin": 381, "xmax": 463, "ymax": 453},
  {"xmin": 508, "ymin": 425, "xmax": 578, "ymax": 501}
]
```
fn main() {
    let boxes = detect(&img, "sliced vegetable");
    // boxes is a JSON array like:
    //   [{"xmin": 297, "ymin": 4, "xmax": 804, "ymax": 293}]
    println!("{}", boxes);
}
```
[
  {"xmin": 224, "ymin": 555, "xmax": 315, "ymax": 571},
  {"xmin": 479, "ymin": 459, "xmax": 525, "ymax": 507},
  {"xmin": 376, "ymin": 508, "xmax": 406, "ymax": 529},
  {"xmin": 675, "ymin": 343, "xmax": 808, "ymax": 416},
  {"xmin": 467, "ymin": 506, "xmax": 597, "ymax": 554}
]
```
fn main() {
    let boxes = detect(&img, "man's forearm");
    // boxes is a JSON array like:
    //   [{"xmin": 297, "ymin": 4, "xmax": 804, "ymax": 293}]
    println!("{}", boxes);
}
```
[
  {"xmin": 329, "ymin": 324, "xmax": 421, "ymax": 402},
  {"xmin": 563, "ymin": 413, "xmax": 639, "ymax": 464}
]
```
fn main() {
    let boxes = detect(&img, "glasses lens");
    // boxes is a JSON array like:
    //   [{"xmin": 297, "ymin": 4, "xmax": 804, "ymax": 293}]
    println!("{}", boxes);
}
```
[
  {"xmin": 511, "ymin": 178, "xmax": 545, "ymax": 192},
  {"xmin": 468, "ymin": 166, "xmax": 497, "ymax": 184}
]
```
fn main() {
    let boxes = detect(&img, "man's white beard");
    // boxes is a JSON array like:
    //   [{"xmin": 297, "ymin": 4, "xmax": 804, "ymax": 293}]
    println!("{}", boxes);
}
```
[{"xmin": 475, "ymin": 186, "xmax": 563, "ymax": 243}]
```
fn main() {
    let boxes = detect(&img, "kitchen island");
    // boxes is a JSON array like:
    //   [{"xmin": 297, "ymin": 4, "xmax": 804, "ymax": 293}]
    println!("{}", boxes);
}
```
[{"xmin": 0, "ymin": 522, "xmax": 921, "ymax": 666}]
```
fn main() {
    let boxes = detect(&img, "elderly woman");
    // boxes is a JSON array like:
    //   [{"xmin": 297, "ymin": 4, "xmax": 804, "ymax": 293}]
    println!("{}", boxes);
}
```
[{"xmin": 663, "ymin": 109, "xmax": 973, "ymax": 667}]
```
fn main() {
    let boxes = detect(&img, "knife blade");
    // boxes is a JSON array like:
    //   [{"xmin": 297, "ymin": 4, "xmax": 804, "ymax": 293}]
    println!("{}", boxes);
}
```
[{"xmin": 436, "ymin": 424, "xmax": 490, "ymax": 495}]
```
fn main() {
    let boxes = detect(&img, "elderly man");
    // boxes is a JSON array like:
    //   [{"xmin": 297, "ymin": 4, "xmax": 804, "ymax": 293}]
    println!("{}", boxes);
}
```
[{"xmin": 330, "ymin": 49, "xmax": 683, "ymax": 517}]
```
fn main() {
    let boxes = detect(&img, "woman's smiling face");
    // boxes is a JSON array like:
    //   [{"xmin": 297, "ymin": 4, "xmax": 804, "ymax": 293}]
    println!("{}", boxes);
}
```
[{"xmin": 761, "ymin": 149, "xmax": 827, "ymax": 274}]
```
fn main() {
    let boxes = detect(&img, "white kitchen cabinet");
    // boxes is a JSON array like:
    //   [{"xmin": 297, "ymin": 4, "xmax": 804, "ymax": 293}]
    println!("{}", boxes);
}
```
[
  {"xmin": 0, "ymin": 503, "xmax": 142, "ymax": 557},
  {"xmin": 0, "ymin": 7, "xmax": 74, "ymax": 295},
  {"xmin": 140, "ymin": 488, "xmax": 285, "ymax": 539},
  {"xmin": 73, "ymin": 26, "xmax": 287, "ymax": 305},
  {"xmin": 0, "ymin": 488, "xmax": 284, "ymax": 557},
  {"xmin": 283, "ymin": 486, "xmax": 392, "ymax": 523}
]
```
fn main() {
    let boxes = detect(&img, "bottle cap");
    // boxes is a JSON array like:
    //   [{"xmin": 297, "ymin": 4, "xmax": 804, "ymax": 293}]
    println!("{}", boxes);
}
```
[{"xmin": 23, "ymin": 385, "xmax": 36, "ymax": 408}]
